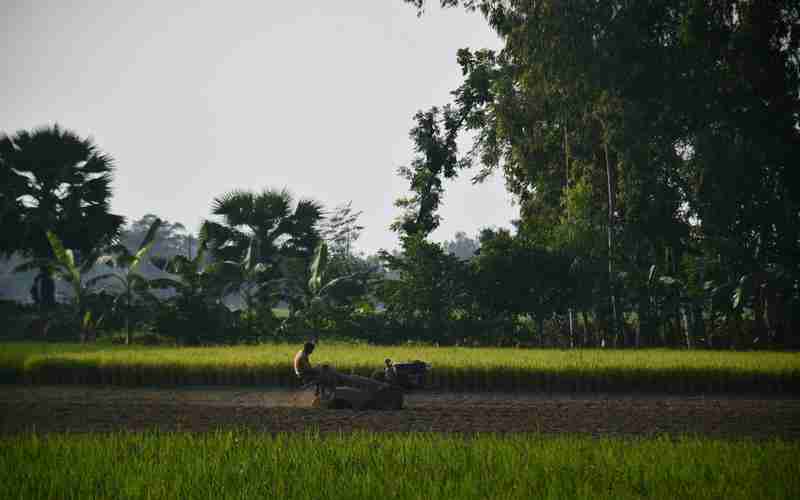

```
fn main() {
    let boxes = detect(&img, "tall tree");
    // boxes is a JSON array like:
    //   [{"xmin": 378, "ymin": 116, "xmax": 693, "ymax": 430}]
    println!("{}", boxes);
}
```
[
  {"xmin": 404, "ymin": 0, "xmax": 800, "ymax": 347},
  {"xmin": 201, "ymin": 188, "xmax": 324, "ymax": 266},
  {"xmin": 0, "ymin": 125, "xmax": 124, "ymax": 306},
  {"xmin": 200, "ymin": 188, "xmax": 324, "ymax": 314},
  {"xmin": 392, "ymin": 106, "xmax": 467, "ymax": 239},
  {"xmin": 379, "ymin": 235, "xmax": 470, "ymax": 342}
]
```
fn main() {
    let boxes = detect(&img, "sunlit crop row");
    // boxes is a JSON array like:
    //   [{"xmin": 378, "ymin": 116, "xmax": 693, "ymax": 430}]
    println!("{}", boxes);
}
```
[{"xmin": 1, "ymin": 342, "xmax": 798, "ymax": 393}]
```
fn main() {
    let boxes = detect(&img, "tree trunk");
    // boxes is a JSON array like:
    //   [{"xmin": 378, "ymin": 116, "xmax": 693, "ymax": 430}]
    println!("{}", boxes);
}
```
[
  {"xmin": 691, "ymin": 301, "xmax": 706, "ymax": 347},
  {"xmin": 681, "ymin": 306, "xmax": 692, "ymax": 349},
  {"xmin": 603, "ymin": 137, "xmax": 619, "ymax": 348},
  {"xmin": 580, "ymin": 310, "xmax": 590, "ymax": 347},
  {"xmin": 636, "ymin": 294, "xmax": 647, "ymax": 348},
  {"xmin": 537, "ymin": 315, "xmax": 545, "ymax": 346},
  {"xmin": 568, "ymin": 309, "xmax": 575, "ymax": 348},
  {"xmin": 125, "ymin": 290, "xmax": 131, "ymax": 345}
]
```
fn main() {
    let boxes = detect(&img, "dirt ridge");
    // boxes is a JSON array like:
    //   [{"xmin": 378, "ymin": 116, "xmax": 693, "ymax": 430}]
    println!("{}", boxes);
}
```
[{"xmin": 1, "ymin": 386, "xmax": 798, "ymax": 438}]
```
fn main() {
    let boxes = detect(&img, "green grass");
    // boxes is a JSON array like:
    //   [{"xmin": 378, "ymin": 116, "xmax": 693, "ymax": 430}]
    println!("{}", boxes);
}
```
[
  {"xmin": 1, "ymin": 341, "xmax": 798, "ymax": 392},
  {"xmin": 1, "ymin": 431, "xmax": 797, "ymax": 499}
]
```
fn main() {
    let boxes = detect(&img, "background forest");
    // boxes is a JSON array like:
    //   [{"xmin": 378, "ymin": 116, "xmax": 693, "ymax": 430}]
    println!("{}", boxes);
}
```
[{"xmin": 2, "ymin": 0, "xmax": 798, "ymax": 349}]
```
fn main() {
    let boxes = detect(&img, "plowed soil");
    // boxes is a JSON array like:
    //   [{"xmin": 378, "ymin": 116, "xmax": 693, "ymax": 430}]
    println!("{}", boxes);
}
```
[{"xmin": 1, "ymin": 386, "xmax": 798, "ymax": 438}]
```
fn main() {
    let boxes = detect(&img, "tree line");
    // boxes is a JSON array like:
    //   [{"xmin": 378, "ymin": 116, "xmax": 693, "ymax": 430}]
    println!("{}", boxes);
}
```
[
  {"xmin": 0, "ymin": 131, "xmax": 376, "ymax": 344},
  {"xmin": 2, "ymin": 0, "xmax": 798, "ymax": 348},
  {"xmin": 390, "ymin": 0, "xmax": 799, "ymax": 348}
]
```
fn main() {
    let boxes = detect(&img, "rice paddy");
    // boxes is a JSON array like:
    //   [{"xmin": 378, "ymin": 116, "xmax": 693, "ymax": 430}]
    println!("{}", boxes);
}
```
[
  {"xmin": 2, "ymin": 343, "xmax": 798, "ymax": 498},
  {"xmin": 1, "ymin": 341, "xmax": 798, "ymax": 393},
  {"xmin": 0, "ymin": 431, "xmax": 796, "ymax": 500}
]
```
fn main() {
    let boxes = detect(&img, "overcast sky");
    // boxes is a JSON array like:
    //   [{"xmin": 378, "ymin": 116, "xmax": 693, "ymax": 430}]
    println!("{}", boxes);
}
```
[{"xmin": 2, "ymin": 1, "xmax": 517, "ymax": 254}]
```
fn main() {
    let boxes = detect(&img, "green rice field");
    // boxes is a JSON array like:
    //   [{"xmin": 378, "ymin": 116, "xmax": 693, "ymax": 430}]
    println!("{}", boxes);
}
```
[
  {"xmin": 1, "ymin": 431, "xmax": 797, "ymax": 500},
  {"xmin": 1, "ymin": 342, "xmax": 798, "ymax": 393}
]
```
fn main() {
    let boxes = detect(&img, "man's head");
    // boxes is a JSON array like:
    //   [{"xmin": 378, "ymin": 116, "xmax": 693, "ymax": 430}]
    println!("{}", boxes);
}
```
[{"xmin": 303, "ymin": 341, "xmax": 315, "ymax": 355}]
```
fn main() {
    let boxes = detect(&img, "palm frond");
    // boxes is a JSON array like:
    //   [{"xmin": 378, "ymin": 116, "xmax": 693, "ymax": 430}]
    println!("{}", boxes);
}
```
[
  {"xmin": 211, "ymin": 190, "xmax": 254, "ymax": 227},
  {"xmin": 81, "ymin": 174, "xmax": 114, "ymax": 204},
  {"xmin": 294, "ymin": 198, "xmax": 325, "ymax": 228},
  {"xmin": 81, "ymin": 153, "xmax": 115, "ymax": 174},
  {"xmin": 253, "ymin": 188, "xmax": 292, "ymax": 229},
  {"xmin": 200, "ymin": 220, "xmax": 247, "ymax": 261}
]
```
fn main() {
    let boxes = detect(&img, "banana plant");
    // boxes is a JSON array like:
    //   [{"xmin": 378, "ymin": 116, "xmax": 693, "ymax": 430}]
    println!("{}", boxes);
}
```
[
  {"xmin": 150, "ymin": 238, "xmax": 239, "ymax": 344},
  {"xmin": 276, "ymin": 241, "xmax": 369, "ymax": 335},
  {"xmin": 217, "ymin": 235, "xmax": 283, "ymax": 337},
  {"xmin": 90, "ymin": 218, "xmax": 162, "ymax": 345},
  {"xmin": 150, "ymin": 238, "xmax": 214, "ymax": 297},
  {"xmin": 645, "ymin": 265, "xmax": 692, "ymax": 347},
  {"xmin": 221, "ymin": 236, "xmax": 271, "ymax": 308},
  {"xmin": 302, "ymin": 241, "xmax": 369, "ymax": 320},
  {"xmin": 15, "ymin": 231, "xmax": 102, "ymax": 341},
  {"xmin": 150, "ymin": 235, "xmax": 247, "ymax": 308},
  {"xmin": 731, "ymin": 265, "xmax": 795, "ymax": 346}
]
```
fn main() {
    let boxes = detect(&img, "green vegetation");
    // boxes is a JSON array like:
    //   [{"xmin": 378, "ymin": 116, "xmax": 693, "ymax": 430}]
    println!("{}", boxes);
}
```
[
  {"xmin": 1, "ymin": 431, "xmax": 797, "ymax": 500},
  {"xmin": 388, "ymin": 0, "xmax": 800, "ymax": 350},
  {"xmin": 2, "ymin": 3, "xmax": 799, "ymax": 350},
  {"xmin": 2, "ymin": 342, "xmax": 797, "ymax": 393},
  {"xmin": 0, "ymin": 125, "xmax": 124, "ymax": 308}
]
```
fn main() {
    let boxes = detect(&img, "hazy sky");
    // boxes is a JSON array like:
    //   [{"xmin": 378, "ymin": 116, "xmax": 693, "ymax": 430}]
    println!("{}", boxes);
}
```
[{"xmin": 2, "ymin": 1, "xmax": 517, "ymax": 254}]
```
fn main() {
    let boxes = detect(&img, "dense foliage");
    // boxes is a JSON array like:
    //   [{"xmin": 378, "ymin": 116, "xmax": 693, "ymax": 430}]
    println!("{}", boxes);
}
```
[
  {"xmin": 0, "ymin": 125, "xmax": 124, "ymax": 307},
  {"xmin": 389, "ymin": 0, "xmax": 800, "ymax": 348},
  {"xmin": 2, "ymin": 2, "xmax": 798, "ymax": 349}
]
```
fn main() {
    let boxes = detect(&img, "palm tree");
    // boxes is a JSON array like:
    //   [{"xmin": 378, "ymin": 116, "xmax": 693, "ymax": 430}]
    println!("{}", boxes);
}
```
[
  {"xmin": 0, "ymin": 155, "xmax": 27, "ymax": 257},
  {"xmin": 0, "ymin": 124, "xmax": 124, "ymax": 306},
  {"xmin": 200, "ymin": 188, "xmax": 324, "ymax": 312}
]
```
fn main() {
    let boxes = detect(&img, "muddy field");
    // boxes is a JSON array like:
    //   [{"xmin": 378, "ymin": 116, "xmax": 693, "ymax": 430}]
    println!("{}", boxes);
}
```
[{"xmin": 1, "ymin": 385, "xmax": 798, "ymax": 438}]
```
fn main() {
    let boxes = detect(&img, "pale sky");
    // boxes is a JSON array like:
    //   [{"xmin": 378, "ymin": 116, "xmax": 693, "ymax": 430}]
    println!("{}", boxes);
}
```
[{"xmin": 2, "ymin": 1, "xmax": 517, "ymax": 254}]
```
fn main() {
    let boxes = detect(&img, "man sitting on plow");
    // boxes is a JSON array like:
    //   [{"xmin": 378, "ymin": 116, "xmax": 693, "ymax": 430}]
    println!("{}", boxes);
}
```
[{"xmin": 293, "ymin": 340, "xmax": 403, "ymax": 410}]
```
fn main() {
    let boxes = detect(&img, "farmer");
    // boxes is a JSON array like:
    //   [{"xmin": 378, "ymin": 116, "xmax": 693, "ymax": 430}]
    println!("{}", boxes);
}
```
[
  {"xmin": 294, "ymin": 341, "xmax": 320, "ymax": 380},
  {"xmin": 293, "ymin": 340, "xmax": 388, "ymax": 394}
]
